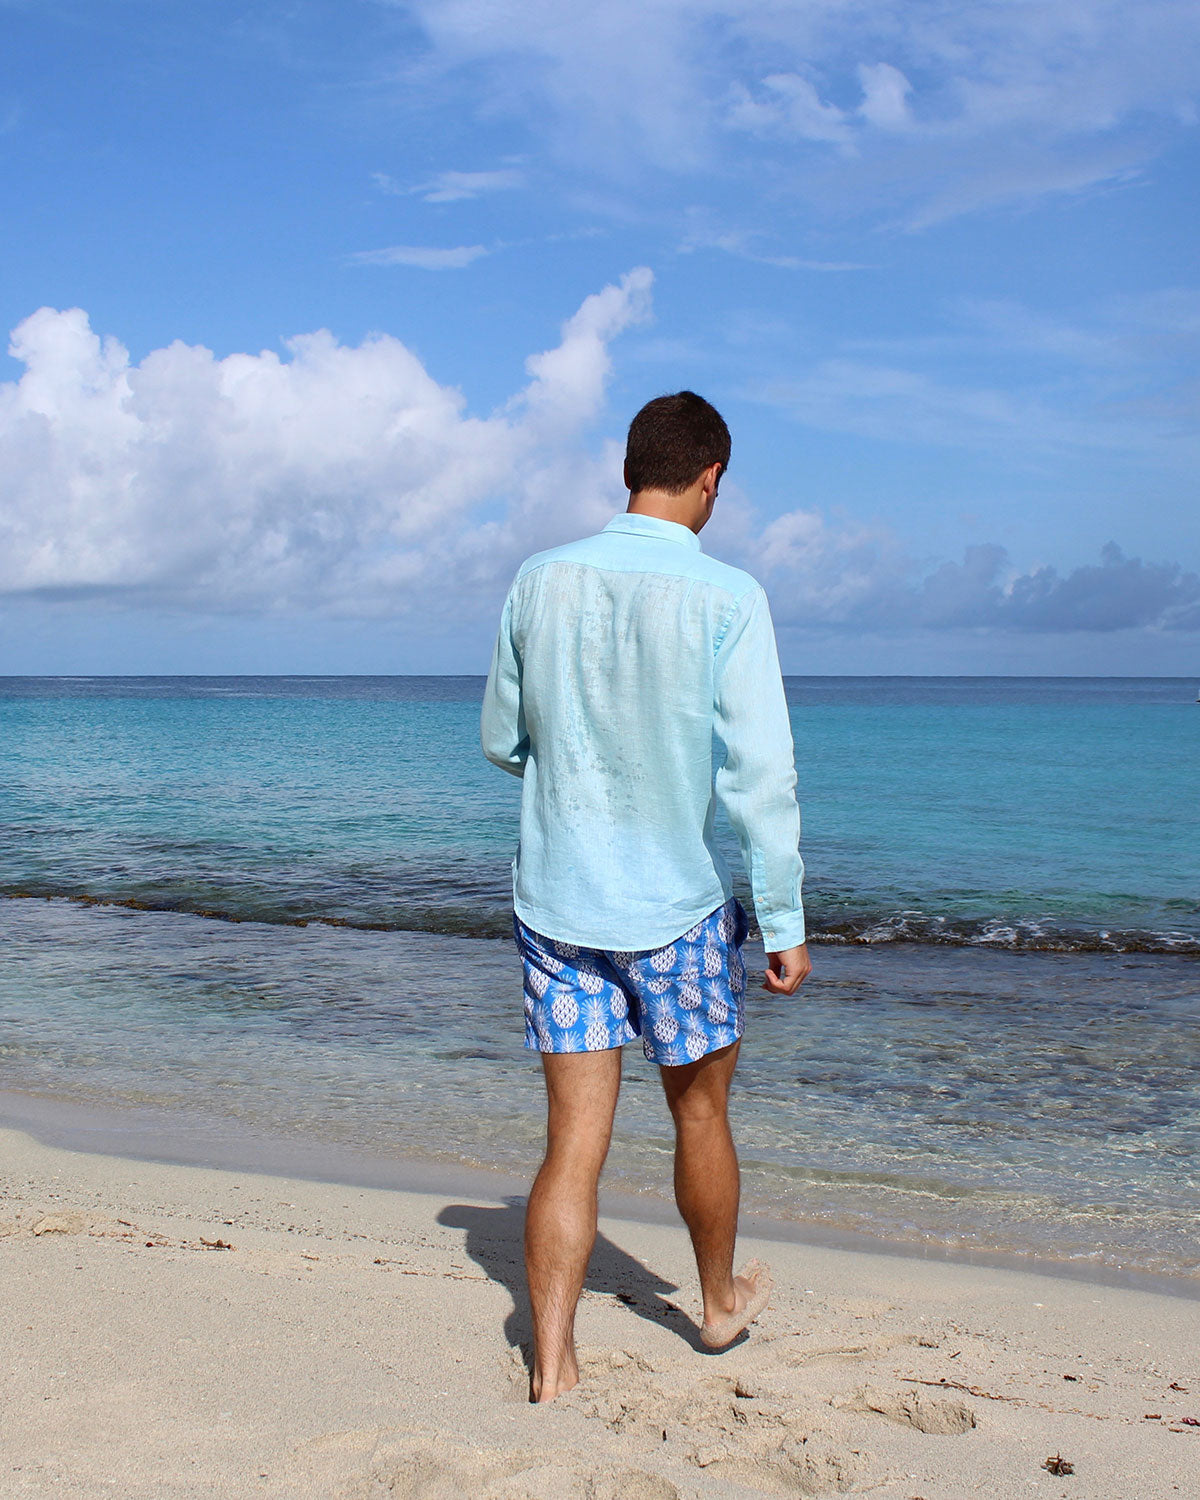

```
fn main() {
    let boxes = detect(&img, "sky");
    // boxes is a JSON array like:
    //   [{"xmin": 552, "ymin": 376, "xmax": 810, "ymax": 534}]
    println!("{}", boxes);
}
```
[{"xmin": 1, "ymin": 0, "xmax": 1198, "ymax": 674}]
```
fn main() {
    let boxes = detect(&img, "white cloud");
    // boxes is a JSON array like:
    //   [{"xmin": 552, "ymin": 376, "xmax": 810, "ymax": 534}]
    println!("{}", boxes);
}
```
[
  {"xmin": 350, "ymin": 243, "xmax": 489, "ymax": 269},
  {"xmin": 372, "ymin": 167, "xmax": 525, "ymax": 202},
  {"xmin": 2, "ymin": 269, "xmax": 1194, "ymax": 641},
  {"xmin": 767, "ymin": 288, "xmax": 1200, "ymax": 463},
  {"xmin": 707, "ymin": 493, "xmax": 1200, "ymax": 633},
  {"xmin": 395, "ymin": 0, "xmax": 1200, "ymax": 223},
  {"xmin": 858, "ymin": 62, "xmax": 912, "ymax": 130},
  {"xmin": 680, "ymin": 222, "xmax": 871, "ymax": 271},
  {"xmin": 0, "ymin": 270, "xmax": 653, "ymax": 617},
  {"xmin": 416, "ymin": 167, "xmax": 524, "ymax": 202},
  {"xmin": 727, "ymin": 73, "xmax": 851, "ymax": 146}
]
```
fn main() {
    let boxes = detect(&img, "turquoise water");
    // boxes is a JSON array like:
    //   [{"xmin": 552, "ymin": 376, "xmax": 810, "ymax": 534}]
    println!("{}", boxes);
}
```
[
  {"xmin": 1, "ymin": 676, "xmax": 1197, "ymax": 1278},
  {"xmin": 2, "ymin": 675, "xmax": 1197, "ymax": 949}
]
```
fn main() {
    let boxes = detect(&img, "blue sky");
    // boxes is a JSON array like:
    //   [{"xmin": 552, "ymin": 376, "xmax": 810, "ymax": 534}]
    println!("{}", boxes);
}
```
[{"xmin": 1, "ymin": 0, "xmax": 1198, "ymax": 673}]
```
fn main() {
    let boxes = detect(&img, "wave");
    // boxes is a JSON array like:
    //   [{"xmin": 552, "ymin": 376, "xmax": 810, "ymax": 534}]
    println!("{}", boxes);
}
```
[
  {"xmin": 808, "ymin": 911, "xmax": 1200, "ymax": 955},
  {"xmin": 3, "ymin": 881, "xmax": 1197, "ymax": 955}
]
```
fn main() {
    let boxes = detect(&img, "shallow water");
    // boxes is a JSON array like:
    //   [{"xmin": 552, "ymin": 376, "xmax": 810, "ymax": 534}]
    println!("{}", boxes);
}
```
[{"xmin": 2, "ymin": 896, "xmax": 1196, "ymax": 1279}]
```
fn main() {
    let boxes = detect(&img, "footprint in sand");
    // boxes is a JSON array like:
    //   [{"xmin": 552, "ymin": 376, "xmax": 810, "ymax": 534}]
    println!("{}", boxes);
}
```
[
  {"xmin": 836, "ymin": 1384, "xmax": 976, "ymax": 1436},
  {"xmin": 30, "ymin": 1212, "xmax": 87, "ymax": 1236},
  {"xmin": 554, "ymin": 1350, "xmax": 868, "ymax": 1494},
  {"xmin": 337, "ymin": 1435, "xmax": 679, "ymax": 1499}
]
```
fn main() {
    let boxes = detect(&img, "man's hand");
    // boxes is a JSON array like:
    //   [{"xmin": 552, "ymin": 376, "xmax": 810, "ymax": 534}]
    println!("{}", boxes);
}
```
[{"xmin": 763, "ymin": 943, "xmax": 811, "ymax": 995}]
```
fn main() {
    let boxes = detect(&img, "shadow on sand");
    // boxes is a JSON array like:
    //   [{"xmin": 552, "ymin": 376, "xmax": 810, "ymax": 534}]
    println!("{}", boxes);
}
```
[{"xmin": 437, "ymin": 1197, "xmax": 716, "ymax": 1365}]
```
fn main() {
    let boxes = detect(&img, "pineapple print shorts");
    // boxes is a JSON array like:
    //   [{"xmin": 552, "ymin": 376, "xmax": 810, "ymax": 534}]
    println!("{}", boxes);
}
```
[{"xmin": 514, "ymin": 898, "xmax": 750, "ymax": 1066}]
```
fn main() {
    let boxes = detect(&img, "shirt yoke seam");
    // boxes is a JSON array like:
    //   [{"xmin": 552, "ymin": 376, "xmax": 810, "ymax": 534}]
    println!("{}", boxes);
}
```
[{"xmin": 516, "ymin": 552, "xmax": 759, "ymax": 608}]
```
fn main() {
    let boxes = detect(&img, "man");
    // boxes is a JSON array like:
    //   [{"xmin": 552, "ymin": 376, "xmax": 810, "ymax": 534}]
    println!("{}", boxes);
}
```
[{"xmin": 481, "ymin": 391, "xmax": 810, "ymax": 1403}]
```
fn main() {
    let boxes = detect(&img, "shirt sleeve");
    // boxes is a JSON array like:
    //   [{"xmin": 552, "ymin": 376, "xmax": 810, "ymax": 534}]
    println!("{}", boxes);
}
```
[
  {"xmin": 712, "ymin": 585, "xmax": 806, "ymax": 949},
  {"xmin": 481, "ymin": 590, "xmax": 529, "ymax": 778}
]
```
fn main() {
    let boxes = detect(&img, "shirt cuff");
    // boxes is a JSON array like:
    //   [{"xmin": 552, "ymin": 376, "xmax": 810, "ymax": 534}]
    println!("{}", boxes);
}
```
[{"xmin": 757, "ymin": 908, "xmax": 807, "ymax": 951}]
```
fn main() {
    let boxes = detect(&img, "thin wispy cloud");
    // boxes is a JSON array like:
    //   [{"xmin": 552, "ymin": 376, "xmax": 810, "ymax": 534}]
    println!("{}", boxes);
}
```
[
  {"xmin": 680, "ymin": 225, "xmax": 871, "ymax": 272},
  {"xmin": 371, "ymin": 167, "xmax": 524, "ymax": 202},
  {"xmin": 745, "ymin": 283, "xmax": 1200, "ymax": 471},
  {"xmin": 350, "ymin": 243, "xmax": 489, "ymax": 269},
  {"xmin": 399, "ymin": 0, "xmax": 1200, "ymax": 225},
  {"xmin": 417, "ymin": 167, "xmax": 523, "ymax": 202}
]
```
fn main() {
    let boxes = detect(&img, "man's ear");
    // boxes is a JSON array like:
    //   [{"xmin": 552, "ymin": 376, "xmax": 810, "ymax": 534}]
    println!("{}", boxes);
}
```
[{"xmin": 623, "ymin": 460, "xmax": 633, "ymax": 492}]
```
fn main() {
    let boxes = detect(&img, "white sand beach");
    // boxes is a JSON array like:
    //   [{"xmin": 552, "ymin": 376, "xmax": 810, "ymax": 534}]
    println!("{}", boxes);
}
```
[{"xmin": 2, "ymin": 1124, "xmax": 1197, "ymax": 1499}]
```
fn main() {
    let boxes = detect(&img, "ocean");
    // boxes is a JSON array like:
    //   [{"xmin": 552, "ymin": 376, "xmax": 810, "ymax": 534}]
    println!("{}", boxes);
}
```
[{"xmin": 1, "ymin": 676, "xmax": 1197, "ymax": 1281}]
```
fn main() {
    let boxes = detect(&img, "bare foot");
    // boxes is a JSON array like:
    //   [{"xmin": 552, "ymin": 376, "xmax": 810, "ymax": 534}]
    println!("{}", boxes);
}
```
[
  {"xmin": 530, "ymin": 1355, "xmax": 579, "ymax": 1403},
  {"xmin": 700, "ymin": 1259, "xmax": 773, "ymax": 1349}
]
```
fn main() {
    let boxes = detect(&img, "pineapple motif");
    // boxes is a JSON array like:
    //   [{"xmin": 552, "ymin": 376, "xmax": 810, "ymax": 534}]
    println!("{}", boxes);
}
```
[
  {"xmin": 649, "ymin": 943, "xmax": 678, "ymax": 973},
  {"xmin": 645, "ymin": 975, "xmax": 672, "ymax": 996},
  {"xmin": 556, "ymin": 941, "xmax": 581, "ymax": 960},
  {"xmin": 684, "ymin": 1028, "xmax": 709, "ymax": 1060},
  {"xmin": 609, "ymin": 991, "xmax": 629, "ymax": 1019},
  {"xmin": 702, "ymin": 944, "xmax": 723, "ymax": 977},
  {"xmin": 611, "ymin": 950, "xmax": 635, "ymax": 967},
  {"xmin": 578, "ymin": 965, "xmax": 605, "ymax": 995},
  {"xmin": 730, "ymin": 952, "xmax": 746, "ymax": 990},
  {"xmin": 583, "ymin": 999, "xmax": 611, "ymax": 1051},
  {"xmin": 708, "ymin": 994, "xmax": 730, "ymax": 1026},
  {"xmin": 536, "ymin": 1023, "xmax": 554, "ymax": 1051},
  {"xmin": 718, "ymin": 910, "xmax": 733, "ymax": 941},
  {"xmin": 712, "ymin": 1025, "xmax": 735, "ymax": 1050},
  {"xmin": 550, "ymin": 991, "xmax": 579, "ymax": 1029},
  {"xmin": 679, "ymin": 981, "xmax": 702, "ymax": 1010},
  {"xmin": 527, "ymin": 966, "xmax": 551, "ymax": 998},
  {"xmin": 658, "ymin": 1042, "xmax": 686, "ymax": 1066},
  {"xmin": 648, "ymin": 996, "xmax": 679, "ymax": 1044},
  {"xmin": 682, "ymin": 919, "xmax": 705, "ymax": 942},
  {"xmin": 540, "ymin": 950, "xmax": 566, "ymax": 976}
]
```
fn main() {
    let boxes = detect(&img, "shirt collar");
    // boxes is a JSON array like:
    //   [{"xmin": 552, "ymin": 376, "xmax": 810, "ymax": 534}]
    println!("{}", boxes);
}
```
[{"xmin": 602, "ymin": 512, "xmax": 703, "ymax": 551}]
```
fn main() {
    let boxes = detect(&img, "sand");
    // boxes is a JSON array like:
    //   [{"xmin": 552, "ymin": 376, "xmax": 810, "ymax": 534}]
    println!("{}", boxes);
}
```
[{"xmin": 2, "ymin": 1125, "xmax": 1197, "ymax": 1499}]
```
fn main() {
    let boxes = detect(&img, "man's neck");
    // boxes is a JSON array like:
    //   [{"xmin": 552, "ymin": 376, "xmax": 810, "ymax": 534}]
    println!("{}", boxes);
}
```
[{"xmin": 627, "ymin": 485, "xmax": 710, "ymax": 535}]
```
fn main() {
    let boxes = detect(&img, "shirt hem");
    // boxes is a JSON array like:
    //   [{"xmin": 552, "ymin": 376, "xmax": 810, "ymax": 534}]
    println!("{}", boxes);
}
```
[{"xmin": 512, "ymin": 889, "xmax": 734, "ymax": 953}]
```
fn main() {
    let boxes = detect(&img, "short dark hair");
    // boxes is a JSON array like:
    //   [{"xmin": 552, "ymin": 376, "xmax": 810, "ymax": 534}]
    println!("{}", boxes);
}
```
[{"xmin": 624, "ymin": 391, "xmax": 731, "ymax": 495}]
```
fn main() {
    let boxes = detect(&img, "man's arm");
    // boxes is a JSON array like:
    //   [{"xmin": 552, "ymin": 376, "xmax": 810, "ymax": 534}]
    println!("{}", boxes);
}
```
[
  {"xmin": 713, "ymin": 585, "xmax": 809, "ymax": 993},
  {"xmin": 481, "ymin": 592, "xmax": 530, "ymax": 777}
]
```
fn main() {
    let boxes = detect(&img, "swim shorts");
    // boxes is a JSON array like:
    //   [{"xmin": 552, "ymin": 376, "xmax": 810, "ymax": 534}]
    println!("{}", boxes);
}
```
[{"xmin": 514, "ymin": 897, "xmax": 749, "ymax": 1065}]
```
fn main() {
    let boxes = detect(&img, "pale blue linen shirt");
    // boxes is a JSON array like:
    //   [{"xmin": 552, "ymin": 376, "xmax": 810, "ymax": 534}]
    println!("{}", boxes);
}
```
[{"xmin": 480, "ymin": 511, "xmax": 806, "ymax": 952}]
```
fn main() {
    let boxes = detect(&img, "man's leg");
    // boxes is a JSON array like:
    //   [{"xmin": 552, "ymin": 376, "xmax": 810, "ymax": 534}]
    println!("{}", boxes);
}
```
[
  {"xmin": 660, "ymin": 1040, "xmax": 770, "ymax": 1346},
  {"xmin": 525, "ymin": 1047, "xmax": 622, "ymax": 1402}
]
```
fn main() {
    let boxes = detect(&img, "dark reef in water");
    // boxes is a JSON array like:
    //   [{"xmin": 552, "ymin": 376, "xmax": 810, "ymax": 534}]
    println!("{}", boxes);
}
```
[{"xmin": 5, "ymin": 882, "xmax": 1197, "ymax": 955}]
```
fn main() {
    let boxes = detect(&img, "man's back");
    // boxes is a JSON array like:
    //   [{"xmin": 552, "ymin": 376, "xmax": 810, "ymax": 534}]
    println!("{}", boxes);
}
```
[
  {"xmin": 482, "ymin": 511, "xmax": 806, "ymax": 954},
  {"xmin": 481, "ymin": 391, "xmax": 809, "ymax": 1402}
]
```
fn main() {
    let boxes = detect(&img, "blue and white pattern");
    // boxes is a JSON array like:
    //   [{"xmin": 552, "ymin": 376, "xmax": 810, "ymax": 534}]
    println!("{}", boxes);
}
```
[{"xmin": 514, "ymin": 898, "xmax": 749, "ymax": 1065}]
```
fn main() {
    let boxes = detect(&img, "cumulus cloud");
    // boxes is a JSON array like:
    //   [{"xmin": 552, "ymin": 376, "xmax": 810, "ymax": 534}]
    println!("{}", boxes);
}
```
[
  {"xmin": 349, "ymin": 243, "xmax": 489, "ymax": 269},
  {"xmin": 2, "ymin": 267, "xmax": 1194, "ymax": 640},
  {"xmin": 0, "ymin": 270, "xmax": 653, "ymax": 617},
  {"xmin": 920, "ymin": 543, "xmax": 1200, "ymax": 632},
  {"xmin": 715, "ymin": 502, "xmax": 1200, "ymax": 633}
]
